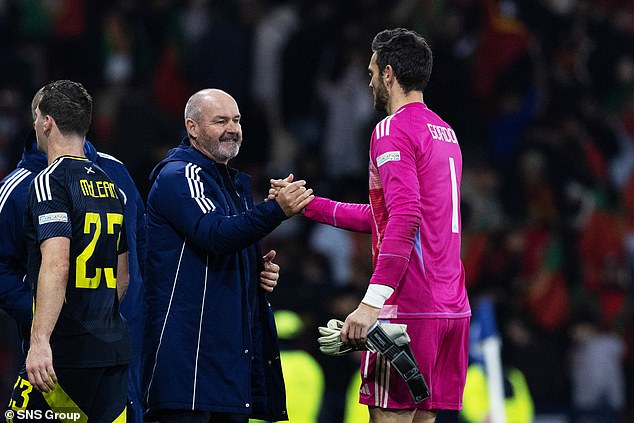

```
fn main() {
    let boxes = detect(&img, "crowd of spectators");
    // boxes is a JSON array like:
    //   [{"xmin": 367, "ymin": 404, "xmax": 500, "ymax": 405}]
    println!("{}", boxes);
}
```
[{"xmin": 1, "ymin": 0, "xmax": 634, "ymax": 421}]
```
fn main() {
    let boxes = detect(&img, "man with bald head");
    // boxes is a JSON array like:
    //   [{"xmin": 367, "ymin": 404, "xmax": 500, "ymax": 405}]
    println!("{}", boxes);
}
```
[{"xmin": 143, "ymin": 89, "xmax": 313, "ymax": 422}]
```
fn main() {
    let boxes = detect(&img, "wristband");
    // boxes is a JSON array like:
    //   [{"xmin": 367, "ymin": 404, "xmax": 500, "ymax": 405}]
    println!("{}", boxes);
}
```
[{"xmin": 362, "ymin": 284, "xmax": 394, "ymax": 308}]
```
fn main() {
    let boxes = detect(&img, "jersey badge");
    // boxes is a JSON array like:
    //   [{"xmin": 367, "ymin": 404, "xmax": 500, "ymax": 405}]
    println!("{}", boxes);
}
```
[
  {"xmin": 38, "ymin": 212, "xmax": 68, "ymax": 225},
  {"xmin": 376, "ymin": 151, "xmax": 401, "ymax": 167}
]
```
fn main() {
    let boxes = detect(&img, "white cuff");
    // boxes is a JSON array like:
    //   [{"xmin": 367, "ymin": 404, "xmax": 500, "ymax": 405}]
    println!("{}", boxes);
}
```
[{"xmin": 362, "ymin": 284, "xmax": 395, "ymax": 309}]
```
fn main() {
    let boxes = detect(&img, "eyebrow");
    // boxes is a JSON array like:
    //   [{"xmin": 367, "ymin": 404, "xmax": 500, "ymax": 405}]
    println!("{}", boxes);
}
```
[{"xmin": 212, "ymin": 114, "xmax": 241, "ymax": 121}]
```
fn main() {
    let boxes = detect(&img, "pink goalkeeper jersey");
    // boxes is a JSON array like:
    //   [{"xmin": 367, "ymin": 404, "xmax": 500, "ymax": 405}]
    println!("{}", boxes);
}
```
[{"xmin": 305, "ymin": 102, "xmax": 470, "ymax": 319}]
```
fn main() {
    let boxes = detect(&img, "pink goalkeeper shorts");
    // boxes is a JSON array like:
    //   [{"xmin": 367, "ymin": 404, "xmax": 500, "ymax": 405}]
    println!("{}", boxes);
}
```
[{"xmin": 358, "ymin": 317, "xmax": 470, "ymax": 410}]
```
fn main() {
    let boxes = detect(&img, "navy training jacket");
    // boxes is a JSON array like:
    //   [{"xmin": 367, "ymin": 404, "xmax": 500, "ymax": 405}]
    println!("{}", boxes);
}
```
[
  {"xmin": 0, "ymin": 132, "xmax": 147, "ymax": 423},
  {"xmin": 143, "ymin": 138, "xmax": 288, "ymax": 420}
]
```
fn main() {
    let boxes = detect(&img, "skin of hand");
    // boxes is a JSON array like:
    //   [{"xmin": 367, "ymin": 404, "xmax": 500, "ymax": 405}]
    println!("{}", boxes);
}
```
[
  {"xmin": 260, "ymin": 250, "xmax": 280, "ymax": 292},
  {"xmin": 268, "ymin": 174, "xmax": 294, "ymax": 201},
  {"xmin": 275, "ymin": 179, "xmax": 313, "ymax": 216},
  {"xmin": 26, "ymin": 339, "xmax": 57, "ymax": 392},
  {"xmin": 341, "ymin": 302, "xmax": 381, "ymax": 348}
]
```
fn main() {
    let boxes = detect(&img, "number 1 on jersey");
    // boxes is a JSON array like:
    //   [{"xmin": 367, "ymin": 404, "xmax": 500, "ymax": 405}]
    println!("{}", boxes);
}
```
[{"xmin": 449, "ymin": 157, "xmax": 459, "ymax": 234}]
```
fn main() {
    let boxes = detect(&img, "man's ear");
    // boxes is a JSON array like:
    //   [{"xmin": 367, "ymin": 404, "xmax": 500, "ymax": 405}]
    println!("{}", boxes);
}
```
[
  {"xmin": 42, "ymin": 114, "xmax": 54, "ymax": 136},
  {"xmin": 185, "ymin": 118, "xmax": 198, "ymax": 139},
  {"xmin": 383, "ymin": 65, "xmax": 395, "ymax": 87}
]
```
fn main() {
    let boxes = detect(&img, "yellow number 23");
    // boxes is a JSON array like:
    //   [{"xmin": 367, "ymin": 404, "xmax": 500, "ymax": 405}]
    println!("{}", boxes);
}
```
[{"xmin": 76, "ymin": 212, "xmax": 123, "ymax": 289}]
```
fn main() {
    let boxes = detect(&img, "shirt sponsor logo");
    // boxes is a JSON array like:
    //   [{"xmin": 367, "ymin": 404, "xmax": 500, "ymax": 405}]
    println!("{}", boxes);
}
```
[
  {"xmin": 38, "ymin": 212, "xmax": 68, "ymax": 225},
  {"xmin": 376, "ymin": 151, "xmax": 401, "ymax": 167}
]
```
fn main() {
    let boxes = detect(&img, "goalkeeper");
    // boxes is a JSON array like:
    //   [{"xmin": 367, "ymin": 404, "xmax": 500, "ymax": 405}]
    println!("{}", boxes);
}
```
[{"xmin": 270, "ymin": 28, "xmax": 471, "ymax": 423}]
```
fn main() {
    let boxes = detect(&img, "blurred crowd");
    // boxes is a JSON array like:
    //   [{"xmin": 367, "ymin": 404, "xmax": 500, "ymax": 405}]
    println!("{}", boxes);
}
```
[{"xmin": 1, "ymin": 0, "xmax": 634, "ymax": 421}]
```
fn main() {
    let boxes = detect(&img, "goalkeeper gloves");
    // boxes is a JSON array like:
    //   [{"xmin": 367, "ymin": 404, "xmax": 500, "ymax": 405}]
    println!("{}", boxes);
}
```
[
  {"xmin": 317, "ymin": 319, "xmax": 410, "ymax": 356},
  {"xmin": 317, "ymin": 319, "xmax": 363, "ymax": 356}
]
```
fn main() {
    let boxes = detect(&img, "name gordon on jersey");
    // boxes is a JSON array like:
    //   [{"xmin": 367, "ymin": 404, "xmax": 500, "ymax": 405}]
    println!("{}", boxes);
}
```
[
  {"xmin": 427, "ymin": 123, "xmax": 458, "ymax": 144},
  {"xmin": 79, "ymin": 179, "xmax": 119, "ymax": 199}
]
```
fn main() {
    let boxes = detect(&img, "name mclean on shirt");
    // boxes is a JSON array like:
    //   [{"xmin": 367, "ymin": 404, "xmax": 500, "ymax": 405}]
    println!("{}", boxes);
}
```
[{"xmin": 80, "ymin": 179, "xmax": 119, "ymax": 199}]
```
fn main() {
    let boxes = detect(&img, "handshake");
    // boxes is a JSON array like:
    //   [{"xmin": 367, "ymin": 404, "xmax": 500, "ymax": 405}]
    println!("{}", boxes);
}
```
[{"xmin": 266, "ymin": 174, "xmax": 314, "ymax": 217}]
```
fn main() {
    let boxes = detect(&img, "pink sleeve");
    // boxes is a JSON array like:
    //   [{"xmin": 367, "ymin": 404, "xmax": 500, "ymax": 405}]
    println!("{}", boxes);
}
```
[
  {"xmin": 304, "ymin": 197, "xmax": 372, "ymax": 233},
  {"xmin": 370, "ymin": 129, "xmax": 421, "ymax": 289}
]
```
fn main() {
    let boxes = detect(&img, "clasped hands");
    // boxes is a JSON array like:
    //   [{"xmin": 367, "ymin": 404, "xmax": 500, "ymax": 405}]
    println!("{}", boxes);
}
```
[
  {"xmin": 268, "ymin": 175, "xmax": 381, "ymax": 346},
  {"xmin": 269, "ymin": 174, "xmax": 314, "ymax": 216}
]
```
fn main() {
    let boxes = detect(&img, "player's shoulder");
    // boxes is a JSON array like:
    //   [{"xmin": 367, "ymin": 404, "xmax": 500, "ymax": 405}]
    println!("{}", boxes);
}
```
[
  {"xmin": 0, "ymin": 167, "xmax": 35, "ymax": 192},
  {"xmin": 0, "ymin": 167, "xmax": 35, "ymax": 213},
  {"xmin": 160, "ymin": 159, "xmax": 206, "ymax": 179},
  {"xmin": 35, "ymin": 156, "xmax": 101, "ymax": 183},
  {"xmin": 150, "ymin": 161, "xmax": 193, "ymax": 196},
  {"xmin": 34, "ymin": 156, "xmax": 70, "ymax": 178},
  {"xmin": 372, "ymin": 110, "xmax": 403, "ymax": 142},
  {"xmin": 97, "ymin": 151, "xmax": 124, "ymax": 165},
  {"xmin": 96, "ymin": 151, "xmax": 135, "ymax": 183},
  {"xmin": 30, "ymin": 157, "xmax": 79, "ymax": 202}
]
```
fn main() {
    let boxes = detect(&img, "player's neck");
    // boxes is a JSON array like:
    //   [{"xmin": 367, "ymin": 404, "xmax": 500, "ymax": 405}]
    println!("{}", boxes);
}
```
[
  {"xmin": 387, "ymin": 90, "xmax": 424, "ymax": 115},
  {"xmin": 46, "ymin": 135, "xmax": 86, "ymax": 165}
]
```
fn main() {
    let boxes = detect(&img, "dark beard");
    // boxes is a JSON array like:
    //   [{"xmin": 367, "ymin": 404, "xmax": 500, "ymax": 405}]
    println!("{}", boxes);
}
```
[{"xmin": 373, "ymin": 83, "xmax": 388, "ymax": 113}]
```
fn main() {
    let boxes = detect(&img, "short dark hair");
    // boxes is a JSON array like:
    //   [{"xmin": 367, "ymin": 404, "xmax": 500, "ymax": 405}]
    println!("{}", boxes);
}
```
[
  {"xmin": 372, "ymin": 28, "xmax": 433, "ymax": 93},
  {"xmin": 32, "ymin": 80, "xmax": 93, "ymax": 137}
]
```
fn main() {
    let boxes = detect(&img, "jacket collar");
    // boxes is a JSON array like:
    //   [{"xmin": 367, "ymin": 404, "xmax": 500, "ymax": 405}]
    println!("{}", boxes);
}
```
[{"xmin": 149, "ymin": 136, "xmax": 240, "ymax": 183}]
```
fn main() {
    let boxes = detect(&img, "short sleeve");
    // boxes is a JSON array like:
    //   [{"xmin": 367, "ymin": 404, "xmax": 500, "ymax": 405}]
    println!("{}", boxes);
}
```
[{"xmin": 30, "ymin": 173, "xmax": 72, "ymax": 242}]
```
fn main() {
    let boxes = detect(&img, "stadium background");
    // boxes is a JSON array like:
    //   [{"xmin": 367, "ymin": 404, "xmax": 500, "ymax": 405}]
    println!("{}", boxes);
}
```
[{"xmin": 0, "ymin": 0, "xmax": 633, "ymax": 421}]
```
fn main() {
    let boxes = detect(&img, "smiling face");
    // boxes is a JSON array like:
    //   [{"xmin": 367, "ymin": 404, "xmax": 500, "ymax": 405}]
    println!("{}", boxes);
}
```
[
  {"xmin": 368, "ymin": 52, "xmax": 389, "ymax": 113},
  {"xmin": 186, "ymin": 90, "xmax": 243, "ymax": 164}
]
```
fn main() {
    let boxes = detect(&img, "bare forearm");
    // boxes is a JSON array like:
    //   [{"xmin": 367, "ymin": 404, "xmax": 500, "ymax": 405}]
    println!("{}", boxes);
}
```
[
  {"xmin": 117, "ymin": 278, "xmax": 129, "ymax": 301},
  {"xmin": 31, "ymin": 264, "xmax": 68, "ymax": 344},
  {"xmin": 117, "ymin": 252, "xmax": 129, "ymax": 301},
  {"xmin": 32, "ymin": 238, "xmax": 70, "ymax": 343}
]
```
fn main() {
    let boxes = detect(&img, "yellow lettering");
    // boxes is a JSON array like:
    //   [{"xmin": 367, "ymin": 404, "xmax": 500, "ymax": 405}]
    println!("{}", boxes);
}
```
[
  {"xmin": 79, "ymin": 180, "xmax": 95, "ymax": 197},
  {"xmin": 107, "ymin": 182, "xmax": 118, "ymax": 199},
  {"xmin": 79, "ymin": 180, "xmax": 119, "ymax": 199},
  {"xmin": 80, "ymin": 180, "xmax": 88, "ymax": 196},
  {"xmin": 96, "ymin": 181, "xmax": 104, "ymax": 198}
]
